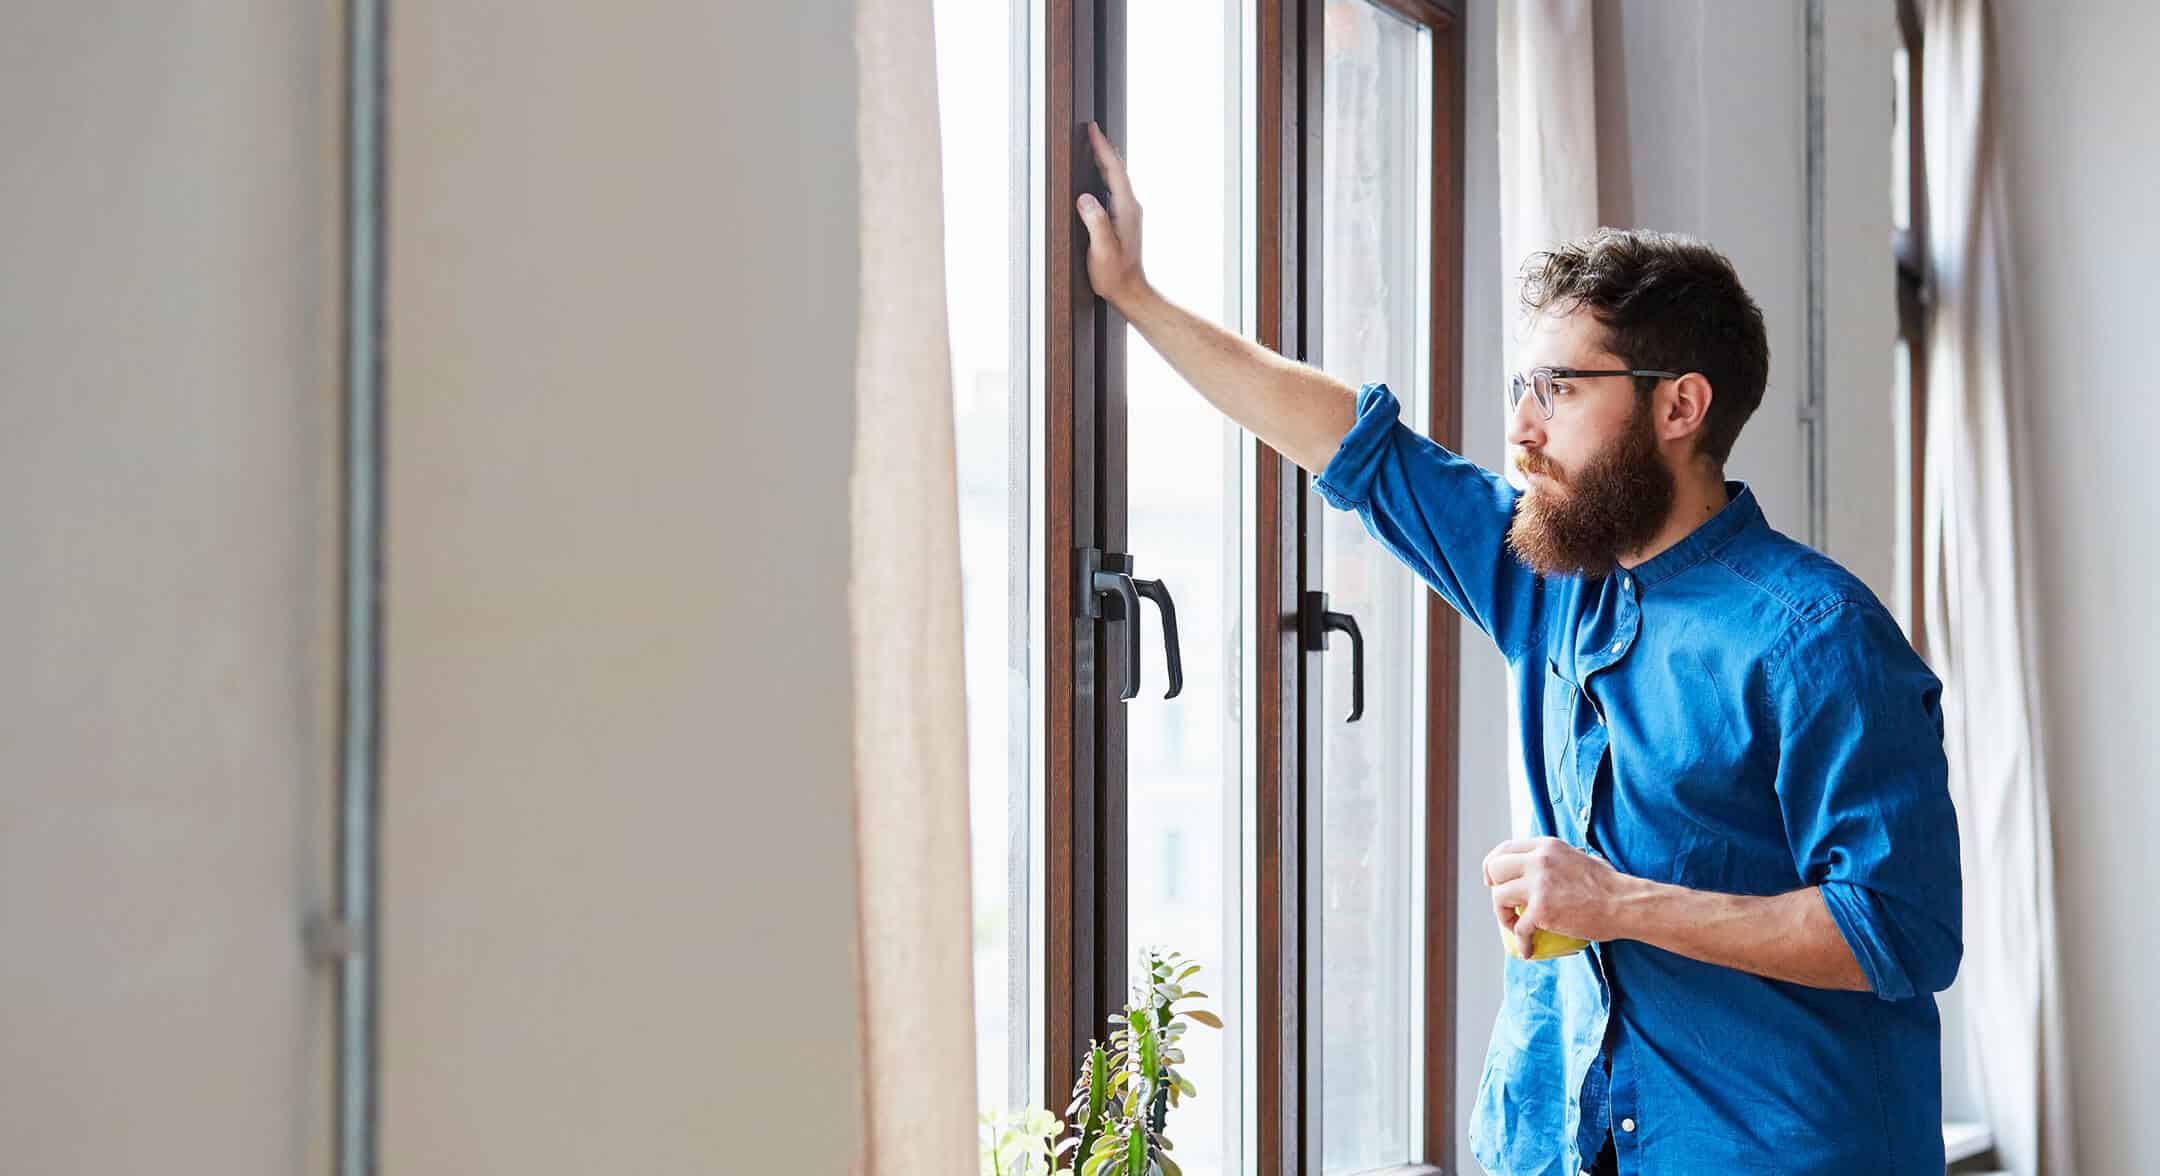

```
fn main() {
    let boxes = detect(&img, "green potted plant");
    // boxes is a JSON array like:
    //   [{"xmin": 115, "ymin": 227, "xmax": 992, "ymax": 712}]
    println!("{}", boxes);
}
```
[
  {"xmin": 980, "ymin": 1104, "xmax": 1063, "ymax": 1176},
  {"xmin": 979, "ymin": 948, "xmax": 1221, "ymax": 1176},
  {"xmin": 1057, "ymin": 947, "xmax": 1221, "ymax": 1176}
]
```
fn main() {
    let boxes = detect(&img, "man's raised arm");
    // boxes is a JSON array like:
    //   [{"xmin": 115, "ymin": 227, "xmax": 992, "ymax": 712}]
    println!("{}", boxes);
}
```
[{"xmin": 1076, "ymin": 121, "xmax": 1355, "ymax": 473}]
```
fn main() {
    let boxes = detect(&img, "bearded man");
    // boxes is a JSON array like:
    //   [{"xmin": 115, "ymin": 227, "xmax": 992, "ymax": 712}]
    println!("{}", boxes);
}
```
[{"xmin": 1076, "ymin": 121, "xmax": 1962, "ymax": 1176}]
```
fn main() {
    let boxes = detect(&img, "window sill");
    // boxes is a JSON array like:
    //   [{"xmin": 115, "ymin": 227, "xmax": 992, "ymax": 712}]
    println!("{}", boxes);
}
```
[{"xmin": 1943, "ymin": 1119, "xmax": 1993, "ymax": 1165}]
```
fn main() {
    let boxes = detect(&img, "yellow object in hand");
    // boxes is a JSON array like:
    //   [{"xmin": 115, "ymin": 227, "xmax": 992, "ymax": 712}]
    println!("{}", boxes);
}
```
[{"xmin": 1500, "ymin": 907, "xmax": 1590, "ymax": 961}]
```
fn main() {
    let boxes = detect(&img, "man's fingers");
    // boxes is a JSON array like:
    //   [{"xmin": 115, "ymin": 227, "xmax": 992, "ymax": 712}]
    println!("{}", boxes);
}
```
[
  {"xmin": 1078, "ymin": 192, "xmax": 1128, "ymax": 250},
  {"xmin": 1481, "ymin": 837, "xmax": 1539, "ymax": 885},
  {"xmin": 1485, "ymin": 850, "xmax": 1529, "ymax": 886},
  {"xmin": 1087, "ymin": 120, "xmax": 1130, "ymax": 183},
  {"xmin": 1488, "ymin": 877, "xmax": 1537, "ymax": 956},
  {"xmin": 1086, "ymin": 121, "xmax": 1136, "ymax": 207}
]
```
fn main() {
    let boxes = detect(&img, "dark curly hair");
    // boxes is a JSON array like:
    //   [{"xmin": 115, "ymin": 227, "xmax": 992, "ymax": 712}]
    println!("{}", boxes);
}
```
[{"xmin": 1518, "ymin": 228, "xmax": 1769, "ymax": 466}]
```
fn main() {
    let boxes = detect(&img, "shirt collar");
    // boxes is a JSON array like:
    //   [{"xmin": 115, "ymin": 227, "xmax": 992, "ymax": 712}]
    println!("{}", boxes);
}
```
[{"xmin": 1628, "ymin": 480, "xmax": 1762, "ymax": 589}]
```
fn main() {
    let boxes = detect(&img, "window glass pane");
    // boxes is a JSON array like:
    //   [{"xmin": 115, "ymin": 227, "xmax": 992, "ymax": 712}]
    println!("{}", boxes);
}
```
[
  {"xmin": 1317, "ymin": 3, "xmax": 1431, "ymax": 1170},
  {"xmin": 1127, "ymin": 3, "xmax": 1250, "ymax": 1172},
  {"xmin": 936, "ymin": 0, "xmax": 1038, "ymax": 1126}
]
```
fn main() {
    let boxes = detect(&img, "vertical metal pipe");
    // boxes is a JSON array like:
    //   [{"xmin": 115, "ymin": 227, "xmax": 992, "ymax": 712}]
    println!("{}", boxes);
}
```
[
  {"xmin": 1803, "ymin": 0, "xmax": 1829, "ymax": 548},
  {"xmin": 336, "ymin": 0, "xmax": 387, "ymax": 1168}
]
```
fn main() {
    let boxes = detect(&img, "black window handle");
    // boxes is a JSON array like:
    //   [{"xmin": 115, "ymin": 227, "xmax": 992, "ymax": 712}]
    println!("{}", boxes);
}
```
[
  {"xmin": 1076, "ymin": 548, "xmax": 1183, "ymax": 702},
  {"xmin": 1082, "ymin": 549, "xmax": 1142, "ymax": 701},
  {"xmin": 1301, "ymin": 590, "xmax": 1365, "ymax": 722},
  {"xmin": 1132, "ymin": 577, "xmax": 1183, "ymax": 699}
]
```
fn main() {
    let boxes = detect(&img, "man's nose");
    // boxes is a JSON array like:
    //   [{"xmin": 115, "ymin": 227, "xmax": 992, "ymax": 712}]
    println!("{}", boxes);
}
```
[{"xmin": 1504, "ymin": 387, "xmax": 1545, "ymax": 449}]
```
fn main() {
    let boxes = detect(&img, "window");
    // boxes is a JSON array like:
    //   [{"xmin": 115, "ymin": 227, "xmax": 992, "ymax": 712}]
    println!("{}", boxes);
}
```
[
  {"xmin": 1316, "ymin": 3, "xmax": 1436, "ymax": 1168},
  {"xmin": 1891, "ymin": 0, "xmax": 1928, "ymax": 648},
  {"xmin": 938, "ymin": 0, "xmax": 1044, "ymax": 1122},
  {"xmin": 1890, "ymin": 2, "xmax": 1985, "ymax": 1150},
  {"xmin": 944, "ymin": 2, "xmax": 1464, "ymax": 1172},
  {"xmin": 1124, "ymin": 2, "xmax": 1257, "ymax": 1169}
]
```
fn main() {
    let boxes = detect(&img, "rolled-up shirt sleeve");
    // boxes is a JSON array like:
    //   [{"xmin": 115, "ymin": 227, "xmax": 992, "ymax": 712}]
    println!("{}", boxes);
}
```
[
  {"xmin": 1768, "ymin": 599, "xmax": 1964, "ymax": 1000},
  {"xmin": 1311, "ymin": 382, "xmax": 1537, "ymax": 654}
]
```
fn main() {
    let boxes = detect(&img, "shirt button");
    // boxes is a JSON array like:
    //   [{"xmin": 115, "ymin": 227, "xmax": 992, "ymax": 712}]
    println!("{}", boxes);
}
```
[
  {"xmin": 1621, "ymin": 1118, "xmax": 1637, "ymax": 1133},
  {"xmin": 1577, "ymin": 803, "xmax": 1591, "ymax": 823},
  {"xmin": 1609, "ymin": 640, "xmax": 1623, "ymax": 653}
]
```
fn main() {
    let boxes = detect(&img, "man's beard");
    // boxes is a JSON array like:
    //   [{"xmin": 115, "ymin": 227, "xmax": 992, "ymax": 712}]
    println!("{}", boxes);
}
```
[{"xmin": 1505, "ymin": 401, "xmax": 1676, "ymax": 579}]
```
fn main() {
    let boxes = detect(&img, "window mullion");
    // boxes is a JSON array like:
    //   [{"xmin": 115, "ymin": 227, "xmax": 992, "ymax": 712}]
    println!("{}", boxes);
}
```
[{"xmin": 1044, "ymin": 0, "xmax": 1129, "ymax": 1125}]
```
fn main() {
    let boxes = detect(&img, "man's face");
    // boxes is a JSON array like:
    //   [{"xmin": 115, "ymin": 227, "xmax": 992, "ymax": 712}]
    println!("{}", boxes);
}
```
[{"xmin": 1503, "ymin": 308, "xmax": 1676, "ymax": 578}]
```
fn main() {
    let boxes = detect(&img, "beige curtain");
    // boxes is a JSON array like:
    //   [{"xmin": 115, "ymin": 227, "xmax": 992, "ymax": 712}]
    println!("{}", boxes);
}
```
[
  {"xmin": 1917, "ymin": 2, "xmax": 2074, "ymax": 1172},
  {"xmin": 1496, "ymin": 0, "xmax": 1599, "ymax": 836},
  {"xmin": 1497, "ymin": 0, "xmax": 1600, "ymax": 294},
  {"xmin": 849, "ymin": 0, "xmax": 981, "ymax": 1171}
]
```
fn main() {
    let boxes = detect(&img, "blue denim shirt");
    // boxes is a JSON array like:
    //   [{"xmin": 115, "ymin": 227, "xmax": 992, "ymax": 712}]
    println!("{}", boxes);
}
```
[{"xmin": 1314, "ymin": 384, "xmax": 1962, "ymax": 1176}]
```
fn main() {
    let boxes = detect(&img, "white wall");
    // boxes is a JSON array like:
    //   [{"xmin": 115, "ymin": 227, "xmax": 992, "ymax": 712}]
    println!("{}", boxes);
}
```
[
  {"xmin": 1993, "ymin": 3, "xmax": 2160, "ymax": 1171},
  {"xmin": 379, "ymin": 2, "xmax": 864, "ymax": 1173},
  {"xmin": 3, "ymin": 2, "xmax": 864, "ymax": 1171},
  {"xmin": 1592, "ymin": 0, "xmax": 1895, "ymax": 576},
  {"xmin": 0, "ymin": 2, "xmax": 342, "ymax": 1171},
  {"xmin": 1818, "ymin": 3, "xmax": 1900, "ymax": 608}
]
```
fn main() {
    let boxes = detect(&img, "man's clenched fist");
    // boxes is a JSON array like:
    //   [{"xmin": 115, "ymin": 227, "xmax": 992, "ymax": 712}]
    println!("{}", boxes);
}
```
[{"xmin": 1483, "ymin": 836, "xmax": 1632, "ymax": 960}]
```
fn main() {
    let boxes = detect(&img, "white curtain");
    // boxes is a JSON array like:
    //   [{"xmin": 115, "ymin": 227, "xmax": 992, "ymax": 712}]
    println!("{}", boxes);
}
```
[
  {"xmin": 1917, "ymin": 2, "xmax": 2074, "ymax": 1173},
  {"xmin": 848, "ymin": 0, "xmax": 980, "ymax": 1171},
  {"xmin": 1496, "ymin": 0, "xmax": 1598, "ymax": 837}
]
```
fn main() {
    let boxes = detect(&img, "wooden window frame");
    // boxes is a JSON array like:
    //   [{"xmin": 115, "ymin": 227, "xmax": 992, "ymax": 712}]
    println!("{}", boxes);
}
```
[
  {"xmin": 1046, "ymin": 0, "xmax": 1129, "ymax": 1112},
  {"xmin": 1043, "ymin": 2, "xmax": 1465, "ymax": 1172},
  {"xmin": 1258, "ymin": 3, "xmax": 1465, "ymax": 1172},
  {"xmin": 1894, "ymin": 0, "xmax": 1931, "ymax": 656}
]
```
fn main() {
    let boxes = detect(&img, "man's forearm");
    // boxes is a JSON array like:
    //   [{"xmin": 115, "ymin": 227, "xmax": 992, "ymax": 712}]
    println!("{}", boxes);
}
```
[
  {"xmin": 1118, "ymin": 285, "xmax": 1358, "ymax": 474},
  {"xmin": 1609, "ymin": 880, "xmax": 1869, "ymax": 992}
]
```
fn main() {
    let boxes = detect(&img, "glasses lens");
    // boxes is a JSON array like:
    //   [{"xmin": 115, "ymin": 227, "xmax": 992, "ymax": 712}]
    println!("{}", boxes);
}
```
[
  {"xmin": 1507, "ymin": 373, "xmax": 1526, "ymax": 413},
  {"xmin": 1531, "ymin": 369, "xmax": 1553, "ymax": 418}
]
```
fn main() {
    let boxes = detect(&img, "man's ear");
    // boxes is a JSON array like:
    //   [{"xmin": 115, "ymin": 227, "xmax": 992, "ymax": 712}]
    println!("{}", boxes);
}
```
[{"xmin": 1659, "ymin": 373, "xmax": 1714, "ymax": 447}]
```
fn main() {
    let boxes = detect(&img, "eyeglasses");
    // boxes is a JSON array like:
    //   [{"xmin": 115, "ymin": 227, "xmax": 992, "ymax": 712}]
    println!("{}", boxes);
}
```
[{"xmin": 1507, "ymin": 366, "xmax": 1681, "ymax": 420}]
